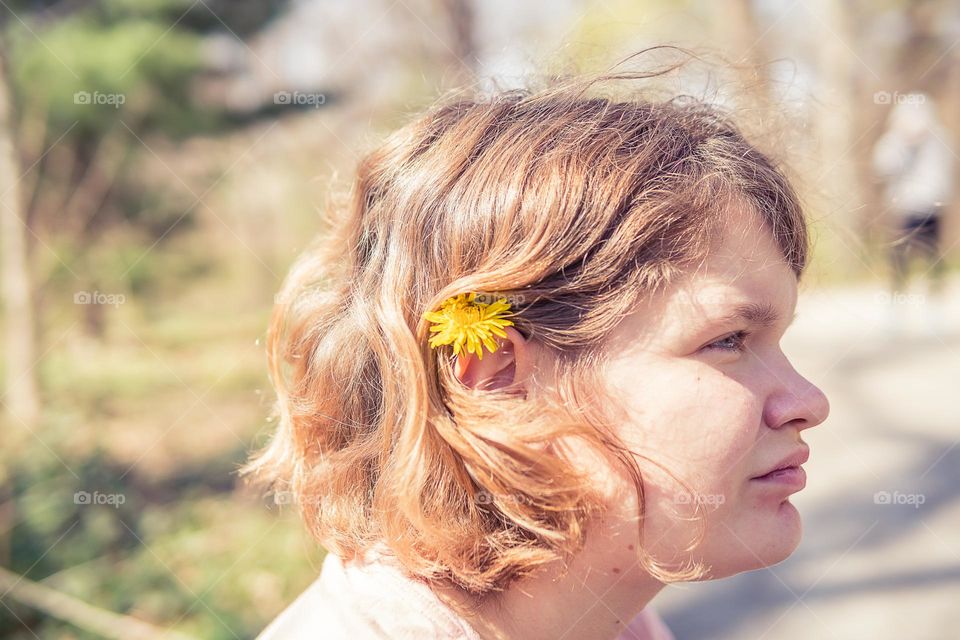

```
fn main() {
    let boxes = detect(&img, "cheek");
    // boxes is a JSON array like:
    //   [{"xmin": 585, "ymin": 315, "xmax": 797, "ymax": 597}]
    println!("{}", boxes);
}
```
[
  {"xmin": 602, "ymin": 359, "xmax": 767, "ymax": 556},
  {"xmin": 599, "ymin": 326, "xmax": 798, "ymax": 575},
  {"xmin": 612, "ymin": 362, "xmax": 760, "ymax": 488}
]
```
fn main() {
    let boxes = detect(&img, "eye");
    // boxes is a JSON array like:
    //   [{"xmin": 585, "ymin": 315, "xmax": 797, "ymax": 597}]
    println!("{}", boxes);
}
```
[{"xmin": 704, "ymin": 329, "xmax": 751, "ymax": 353}]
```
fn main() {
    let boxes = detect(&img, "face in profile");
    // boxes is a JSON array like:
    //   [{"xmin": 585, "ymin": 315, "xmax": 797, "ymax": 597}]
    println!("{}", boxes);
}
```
[{"xmin": 600, "ymin": 205, "xmax": 831, "ymax": 580}]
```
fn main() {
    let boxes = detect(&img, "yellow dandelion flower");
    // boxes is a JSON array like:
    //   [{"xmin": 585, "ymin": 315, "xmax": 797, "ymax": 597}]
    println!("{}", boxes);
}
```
[{"xmin": 422, "ymin": 292, "xmax": 516, "ymax": 360}]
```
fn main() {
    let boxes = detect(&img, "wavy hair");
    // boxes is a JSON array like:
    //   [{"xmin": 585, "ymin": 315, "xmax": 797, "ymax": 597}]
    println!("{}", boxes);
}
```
[{"xmin": 239, "ymin": 52, "xmax": 809, "ymax": 610}]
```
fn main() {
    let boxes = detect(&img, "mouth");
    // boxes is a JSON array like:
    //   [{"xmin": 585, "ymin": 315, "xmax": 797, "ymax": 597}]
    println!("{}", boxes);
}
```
[
  {"xmin": 750, "ymin": 446, "xmax": 810, "ymax": 491},
  {"xmin": 750, "ymin": 465, "xmax": 806, "ymax": 489}
]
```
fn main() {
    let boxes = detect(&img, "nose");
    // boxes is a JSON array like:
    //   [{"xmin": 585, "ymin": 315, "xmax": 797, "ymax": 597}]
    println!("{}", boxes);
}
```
[{"xmin": 762, "ymin": 362, "xmax": 831, "ymax": 431}]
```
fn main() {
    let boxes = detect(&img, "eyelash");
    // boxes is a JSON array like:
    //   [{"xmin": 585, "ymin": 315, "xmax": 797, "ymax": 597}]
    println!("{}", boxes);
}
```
[{"xmin": 705, "ymin": 330, "xmax": 751, "ymax": 352}]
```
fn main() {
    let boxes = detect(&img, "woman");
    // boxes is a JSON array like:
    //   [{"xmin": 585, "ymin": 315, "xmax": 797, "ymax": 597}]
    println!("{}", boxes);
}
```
[{"xmin": 244, "ymin": 56, "xmax": 831, "ymax": 640}]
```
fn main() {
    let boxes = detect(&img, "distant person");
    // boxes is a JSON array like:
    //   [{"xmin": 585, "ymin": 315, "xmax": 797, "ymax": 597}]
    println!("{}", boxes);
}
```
[{"xmin": 872, "ymin": 94, "xmax": 953, "ymax": 336}]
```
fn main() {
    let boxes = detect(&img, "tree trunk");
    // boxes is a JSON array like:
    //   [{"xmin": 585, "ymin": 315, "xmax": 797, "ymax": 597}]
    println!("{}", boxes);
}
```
[
  {"xmin": 813, "ymin": 0, "xmax": 864, "ymax": 276},
  {"xmin": 723, "ymin": 0, "xmax": 773, "ymax": 112},
  {"xmin": 0, "ymin": 50, "xmax": 41, "ymax": 433},
  {"xmin": 436, "ymin": 0, "xmax": 476, "ymax": 83}
]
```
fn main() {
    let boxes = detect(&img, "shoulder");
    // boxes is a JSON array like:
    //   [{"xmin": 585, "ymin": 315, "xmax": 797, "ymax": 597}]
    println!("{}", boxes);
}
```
[
  {"xmin": 254, "ymin": 554, "xmax": 345, "ymax": 640},
  {"xmin": 254, "ymin": 549, "xmax": 483, "ymax": 640}
]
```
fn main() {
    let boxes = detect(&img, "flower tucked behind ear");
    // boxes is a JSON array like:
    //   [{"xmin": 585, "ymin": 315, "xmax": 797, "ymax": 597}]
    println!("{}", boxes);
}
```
[{"xmin": 423, "ymin": 292, "xmax": 515, "ymax": 360}]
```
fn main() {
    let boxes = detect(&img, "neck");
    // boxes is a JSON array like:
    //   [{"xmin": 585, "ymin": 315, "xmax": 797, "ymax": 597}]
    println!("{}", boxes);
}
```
[{"xmin": 436, "ymin": 526, "xmax": 666, "ymax": 640}]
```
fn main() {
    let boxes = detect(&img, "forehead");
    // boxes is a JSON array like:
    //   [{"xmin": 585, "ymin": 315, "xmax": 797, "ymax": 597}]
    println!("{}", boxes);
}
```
[
  {"xmin": 701, "ymin": 203, "xmax": 789, "ymax": 276},
  {"xmin": 686, "ymin": 198, "xmax": 794, "ymax": 289},
  {"xmin": 682, "ymin": 209, "xmax": 796, "ymax": 303},
  {"xmin": 609, "ymin": 208, "xmax": 797, "ymax": 347}
]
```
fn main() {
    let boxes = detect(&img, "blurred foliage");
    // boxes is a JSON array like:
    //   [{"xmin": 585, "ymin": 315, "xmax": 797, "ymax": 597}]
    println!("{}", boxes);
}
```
[
  {"xmin": 3, "ymin": 0, "xmax": 292, "ymax": 137},
  {"xmin": 2, "ymin": 445, "xmax": 321, "ymax": 638},
  {"xmin": 7, "ymin": 10, "xmax": 207, "ymax": 137},
  {"xmin": 1, "ymin": 271, "xmax": 315, "ymax": 636},
  {"xmin": 0, "ymin": 5, "xmax": 311, "ymax": 637}
]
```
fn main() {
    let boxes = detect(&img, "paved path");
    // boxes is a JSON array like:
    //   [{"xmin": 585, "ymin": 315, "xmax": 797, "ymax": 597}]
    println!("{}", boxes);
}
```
[{"xmin": 655, "ymin": 274, "xmax": 960, "ymax": 640}]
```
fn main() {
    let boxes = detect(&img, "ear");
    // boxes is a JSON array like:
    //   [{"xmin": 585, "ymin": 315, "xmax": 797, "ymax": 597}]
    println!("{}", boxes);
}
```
[{"xmin": 453, "ymin": 326, "xmax": 530, "ymax": 394}]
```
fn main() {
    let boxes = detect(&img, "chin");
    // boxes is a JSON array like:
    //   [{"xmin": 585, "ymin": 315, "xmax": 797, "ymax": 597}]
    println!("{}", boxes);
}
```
[
  {"xmin": 745, "ymin": 500, "xmax": 804, "ymax": 567},
  {"xmin": 699, "ymin": 501, "xmax": 805, "ymax": 579}
]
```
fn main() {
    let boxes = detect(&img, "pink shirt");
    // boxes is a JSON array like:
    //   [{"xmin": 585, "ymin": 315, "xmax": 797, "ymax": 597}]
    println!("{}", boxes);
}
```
[{"xmin": 255, "ymin": 546, "xmax": 675, "ymax": 640}]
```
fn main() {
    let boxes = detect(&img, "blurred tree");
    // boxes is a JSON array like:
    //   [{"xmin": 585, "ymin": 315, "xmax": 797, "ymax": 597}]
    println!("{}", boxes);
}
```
[
  {"xmin": 0, "ymin": 45, "xmax": 40, "ymax": 433},
  {"xmin": 715, "ymin": 0, "xmax": 773, "ymax": 112},
  {"xmin": 4, "ymin": 2, "xmax": 207, "ymax": 347},
  {"xmin": 813, "ymin": 0, "xmax": 865, "ymax": 273},
  {"xmin": 435, "ymin": 0, "xmax": 477, "ymax": 83},
  {"xmin": 0, "ymin": 0, "xmax": 291, "ymax": 354}
]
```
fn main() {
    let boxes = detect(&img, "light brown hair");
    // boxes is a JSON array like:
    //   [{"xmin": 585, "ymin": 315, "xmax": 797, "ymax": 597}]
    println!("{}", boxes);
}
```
[{"xmin": 240, "ymin": 51, "xmax": 808, "ymax": 605}]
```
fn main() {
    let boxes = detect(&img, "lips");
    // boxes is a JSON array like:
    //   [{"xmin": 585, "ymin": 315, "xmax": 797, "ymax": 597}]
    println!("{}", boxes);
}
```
[
  {"xmin": 751, "ymin": 446, "xmax": 810, "ymax": 480},
  {"xmin": 751, "ymin": 466, "xmax": 807, "ymax": 495}
]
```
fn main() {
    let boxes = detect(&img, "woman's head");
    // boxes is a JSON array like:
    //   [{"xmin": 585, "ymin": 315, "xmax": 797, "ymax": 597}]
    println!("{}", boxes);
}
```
[
  {"xmin": 241, "ymin": 63, "xmax": 829, "ymax": 601},
  {"xmin": 587, "ymin": 198, "xmax": 829, "ymax": 581}
]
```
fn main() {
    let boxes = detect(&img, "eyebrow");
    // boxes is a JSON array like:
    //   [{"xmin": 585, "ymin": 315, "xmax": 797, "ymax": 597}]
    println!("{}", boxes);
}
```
[{"xmin": 713, "ymin": 302, "xmax": 797, "ymax": 329}]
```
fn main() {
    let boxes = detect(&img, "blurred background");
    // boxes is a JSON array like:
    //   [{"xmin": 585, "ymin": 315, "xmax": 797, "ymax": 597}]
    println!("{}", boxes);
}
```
[{"xmin": 0, "ymin": 0, "xmax": 958, "ymax": 638}]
